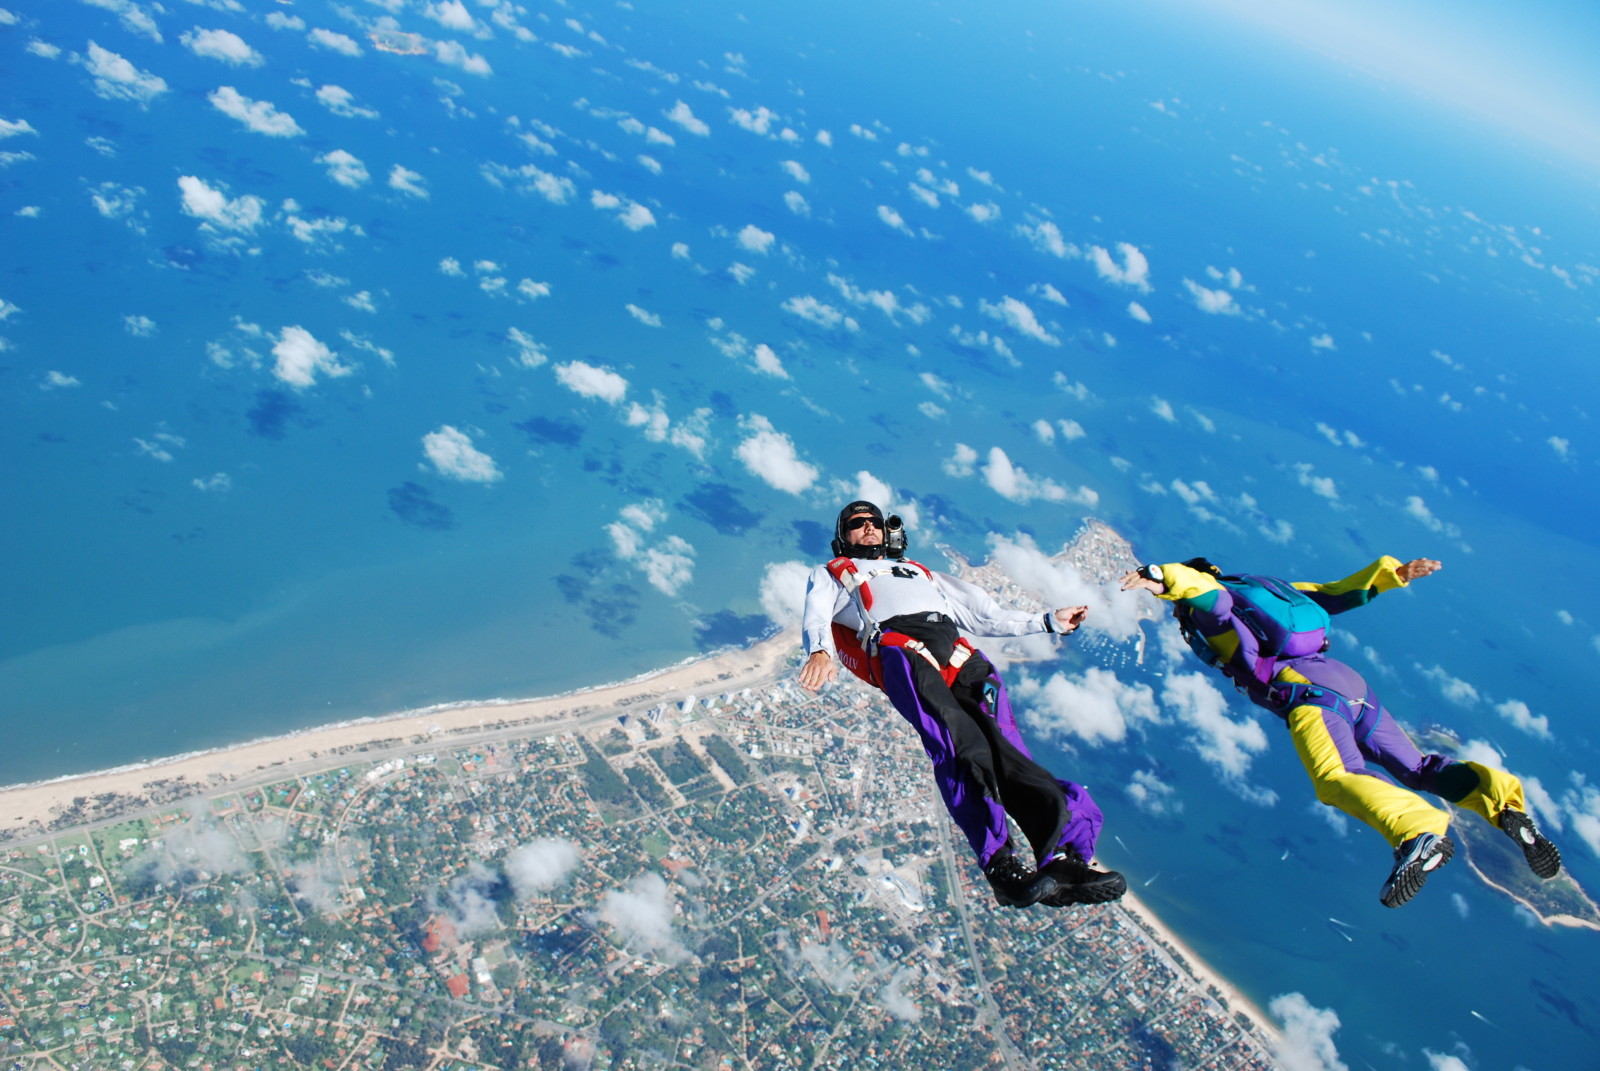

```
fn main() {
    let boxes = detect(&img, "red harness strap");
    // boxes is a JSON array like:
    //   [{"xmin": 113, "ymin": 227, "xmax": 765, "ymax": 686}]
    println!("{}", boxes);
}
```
[{"xmin": 825, "ymin": 556, "xmax": 972, "ymax": 690}]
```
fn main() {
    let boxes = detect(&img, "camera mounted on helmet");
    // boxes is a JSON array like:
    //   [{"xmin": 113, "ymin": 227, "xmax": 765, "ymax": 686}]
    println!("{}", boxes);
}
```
[{"xmin": 831, "ymin": 501, "xmax": 908, "ymax": 559}]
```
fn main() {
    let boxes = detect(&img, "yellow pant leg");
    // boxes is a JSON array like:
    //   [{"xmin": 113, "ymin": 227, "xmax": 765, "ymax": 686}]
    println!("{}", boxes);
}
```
[
  {"xmin": 1451, "ymin": 761, "xmax": 1525, "ymax": 827},
  {"xmin": 1285, "ymin": 704, "xmax": 1450, "ymax": 847}
]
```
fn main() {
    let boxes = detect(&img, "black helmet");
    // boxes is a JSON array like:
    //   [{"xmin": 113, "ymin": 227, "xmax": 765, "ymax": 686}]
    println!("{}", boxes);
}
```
[{"xmin": 830, "ymin": 501, "xmax": 906, "ymax": 559}]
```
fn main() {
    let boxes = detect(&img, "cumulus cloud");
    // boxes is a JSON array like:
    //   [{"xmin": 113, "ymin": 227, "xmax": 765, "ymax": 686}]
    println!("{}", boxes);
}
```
[
  {"xmin": 440, "ymin": 862, "xmax": 503, "ymax": 938},
  {"xmin": 591, "ymin": 190, "xmax": 656, "ymax": 230},
  {"xmin": 1416, "ymin": 664, "xmax": 1480, "ymax": 707},
  {"xmin": 1493, "ymin": 698, "xmax": 1551, "ymax": 739},
  {"xmin": 42, "ymin": 370, "xmax": 81, "ymax": 390},
  {"xmin": 877, "ymin": 204, "xmax": 914, "ymax": 236},
  {"xmin": 208, "ymin": 86, "xmax": 303, "ymax": 136},
  {"xmin": 665, "ymin": 100, "xmax": 709, "ymax": 136},
  {"xmin": 388, "ymin": 164, "xmax": 428, "ymax": 198},
  {"xmin": 597, "ymin": 872, "xmax": 688, "ymax": 963},
  {"xmin": 782, "ymin": 295, "xmax": 859, "ymax": 332},
  {"xmin": 781, "ymin": 159, "xmax": 810, "ymax": 183},
  {"xmin": 316, "ymin": 149, "xmax": 368, "ymax": 188},
  {"xmin": 83, "ymin": 42, "xmax": 168, "ymax": 105},
  {"xmin": 751, "ymin": 343, "xmax": 788, "ymax": 379},
  {"xmin": 435, "ymin": 40, "xmax": 491, "ymax": 76},
  {"xmin": 1183, "ymin": 278, "xmax": 1240, "ymax": 315},
  {"xmin": 1162, "ymin": 673, "xmax": 1274, "ymax": 798},
  {"xmin": 124, "ymin": 314, "xmax": 156, "ymax": 337},
  {"xmin": 1127, "ymin": 769, "xmax": 1181, "ymax": 815},
  {"xmin": 608, "ymin": 500, "xmax": 696, "ymax": 596},
  {"xmin": 554, "ymin": 360, "xmax": 628, "ymax": 404},
  {"xmin": 308, "ymin": 28, "xmax": 362, "ymax": 56},
  {"xmin": 1293, "ymin": 463, "xmax": 1339, "ymax": 500},
  {"xmin": 271, "ymin": 326, "xmax": 351, "ymax": 389},
  {"xmin": 986, "ymin": 533, "xmax": 1146, "ymax": 639},
  {"xmin": 737, "ymin": 224, "xmax": 775, "ymax": 254},
  {"xmin": 982, "ymin": 446, "xmax": 1097, "ymax": 507},
  {"xmin": 1128, "ymin": 301, "xmax": 1152, "ymax": 323},
  {"xmin": 760, "ymin": 561, "xmax": 811, "ymax": 628},
  {"xmin": 1268, "ymin": 992, "xmax": 1347, "ymax": 1071},
  {"xmin": 1018, "ymin": 220, "xmax": 1073, "ymax": 258},
  {"xmin": 626, "ymin": 303, "xmax": 662, "ymax": 327},
  {"xmin": 504, "ymin": 839, "xmax": 580, "ymax": 900},
  {"xmin": 1017, "ymin": 667, "xmax": 1159, "ymax": 745},
  {"xmin": 1090, "ymin": 242, "xmax": 1151, "ymax": 291},
  {"xmin": 181, "ymin": 27, "xmax": 262, "ymax": 66},
  {"xmin": 623, "ymin": 393, "xmax": 710, "ymax": 458},
  {"xmin": 942, "ymin": 443, "xmax": 978, "ymax": 478},
  {"xmin": 423, "ymin": 425, "xmax": 502, "ymax": 483},
  {"xmin": 316, "ymin": 84, "xmax": 378, "ymax": 119},
  {"xmin": 736, "ymin": 414, "xmax": 818, "ymax": 494},
  {"xmin": 1404, "ymin": 496, "xmax": 1461, "ymax": 539},
  {"xmin": 980, "ymin": 296, "xmax": 1059, "ymax": 346}
]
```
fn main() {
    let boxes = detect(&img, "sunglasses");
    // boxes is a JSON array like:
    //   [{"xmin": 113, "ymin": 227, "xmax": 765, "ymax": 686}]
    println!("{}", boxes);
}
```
[{"xmin": 844, "ymin": 515, "xmax": 881, "ymax": 531}]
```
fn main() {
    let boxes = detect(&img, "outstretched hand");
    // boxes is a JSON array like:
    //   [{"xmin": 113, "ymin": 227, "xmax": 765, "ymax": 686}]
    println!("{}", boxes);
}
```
[
  {"xmin": 798, "ymin": 650, "xmax": 837, "ymax": 693},
  {"xmin": 1397, "ymin": 558, "xmax": 1442, "ymax": 583},
  {"xmin": 1054, "ymin": 606, "xmax": 1089, "ymax": 633},
  {"xmin": 1119, "ymin": 569, "xmax": 1164, "ymax": 594}
]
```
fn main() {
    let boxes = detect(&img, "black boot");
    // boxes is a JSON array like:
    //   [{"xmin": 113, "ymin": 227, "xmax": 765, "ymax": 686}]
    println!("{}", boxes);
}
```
[
  {"xmin": 1499, "ymin": 808, "xmax": 1561, "ymax": 879},
  {"xmin": 1036, "ymin": 850, "xmax": 1127, "ymax": 906},
  {"xmin": 983, "ymin": 847, "xmax": 1058, "ymax": 908}
]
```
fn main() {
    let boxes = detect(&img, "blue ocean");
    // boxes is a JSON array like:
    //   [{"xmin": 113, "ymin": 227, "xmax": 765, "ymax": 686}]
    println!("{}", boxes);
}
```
[{"xmin": 3, "ymin": 0, "xmax": 1598, "ymax": 1065}]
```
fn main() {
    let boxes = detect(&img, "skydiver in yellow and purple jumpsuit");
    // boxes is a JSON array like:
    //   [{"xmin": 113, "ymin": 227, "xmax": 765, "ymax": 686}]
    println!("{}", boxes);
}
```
[{"xmin": 1121, "ymin": 556, "xmax": 1562, "ymax": 908}]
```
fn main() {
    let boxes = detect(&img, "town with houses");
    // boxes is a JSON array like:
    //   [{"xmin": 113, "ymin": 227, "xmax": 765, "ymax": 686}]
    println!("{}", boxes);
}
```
[{"xmin": 0, "ymin": 525, "xmax": 1282, "ymax": 1069}]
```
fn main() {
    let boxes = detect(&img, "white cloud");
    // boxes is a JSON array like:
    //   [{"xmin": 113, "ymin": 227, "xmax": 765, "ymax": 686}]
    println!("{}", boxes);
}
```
[
  {"xmin": 877, "ymin": 204, "xmax": 913, "ymax": 236},
  {"xmin": 554, "ymin": 360, "xmax": 628, "ymax": 404},
  {"xmin": 730, "ymin": 105, "xmax": 780, "ymax": 136},
  {"xmin": 782, "ymin": 295, "xmax": 859, "ymax": 333},
  {"xmin": 0, "ymin": 119, "xmax": 36, "ymax": 141},
  {"xmin": 942, "ymin": 442, "xmax": 978, "ymax": 478},
  {"xmin": 506, "ymin": 327, "xmax": 547, "ymax": 368},
  {"xmin": 423, "ymin": 0, "xmax": 476, "ymax": 32},
  {"xmin": 435, "ymin": 40, "xmax": 491, "ymax": 76},
  {"xmin": 760, "ymin": 561, "xmax": 810, "ymax": 628},
  {"xmin": 1310, "ymin": 333, "xmax": 1336, "ymax": 351},
  {"xmin": 1493, "ymin": 698, "xmax": 1551, "ymax": 740},
  {"xmin": 423, "ymin": 425, "xmax": 502, "ymax": 483},
  {"xmin": 177, "ymin": 175, "xmax": 263, "ymax": 232},
  {"xmin": 737, "ymin": 224, "xmax": 775, "ymax": 254},
  {"xmin": 665, "ymin": 100, "xmax": 709, "ymax": 136},
  {"xmin": 1128, "ymin": 301, "xmax": 1152, "ymax": 323},
  {"xmin": 1090, "ymin": 242, "xmax": 1151, "ymax": 291},
  {"xmin": 1268, "ymin": 992, "xmax": 1347, "ymax": 1071},
  {"xmin": 181, "ymin": 27, "xmax": 262, "ymax": 66},
  {"xmin": 780, "ymin": 159, "xmax": 810, "ymax": 183},
  {"xmin": 1162, "ymin": 673, "xmax": 1273, "ymax": 792},
  {"xmin": 1017, "ymin": 667, "xmax": 1159, "ymax": 745},
  {"xmin": 316, "ymin": 84, "xmax": 378, "ymax": 119},
  {"xmin": 623, "ymin": 394, "xmax": 711, "ymax": 458},
  {"xmin": 1150, "ymin": 396, "xmax": 1176, "ymax": 423},
  {"xmin": 1293, "ymin": 463, "xmax": 1339, "ymax": 500},
  {"xmin": 986, "ymin": 533, "xmax": 1147, "ymax": 639},
  {"xmin": 83, "ymin": 42, "xmax": 168, "ymax": 105},
  {"xmin": 784, "ymin": 191, "xmax": 810, "ymax": 216},
  {"xmin": 315, "ymin": 149, "xmax": 368, "ymax": 188},
  {"xmin": 272, "ymin": 326, "xmax": 350, "ymax": 389},
  {"xmin": 388, "ymin": 164, "xmax": 428, "ymax": 198},
  {"xmin": 979, "ymin": 295, "xmax": 1059, "ymax": 346},
  {"xmin": 517, "ymin": 279, "xmax": 551, "ymax": 302},
  {"xmin": 598, "ymin": 872, "xmax": 688, "ymax": 963},
  {"xmin": 307, "ymin": 28, "xmax": 362, "ymax": 56},
  {"xmin": 192, "ymin": 472, "xmax": 231, "ymax": 493},
  {"xmin": 608, "ymin": 500, "xmax": 696, "ymax": 595},
  {"xmin": 751, "ymin": 343, "xmax": 788, "ymax": 379},
  {"xmin": 1403, "ymin": 495, "xmax": 1461, "ymax": 539},
  {"xmin": 265, "ymin": 12, "xmax": 305, "ymax": 31},
  {"xmin": 1548, "ymin": 435, "xmax": 1570, "ymax": 459},
  {"xmin": 1127, "ymin": 769, "xmax": 1181, "ymax": 815},
  {"xmin": 982, "ymin": 446, "xmax": 1097, "ymax": 506},
  {"xmin": 504, "ymin": 839, "xmax": 580, "ymax": 900},
  {"xmin": 123, "ymin": 314, "xmax": 156, "ymax": 337},
  {"xmin": 208, "ymin": 86, "xmax": 303, "ymax": 137},
  {"xmin": 967, "ymin": 202, "xmax": 1001, "ymax": 223},
  {"xmin": 1018, "ymin": 219, "xmax": 1072, "ymax": 258},
  {"xmin": 626, "ymin": 303, "xmax": 662, "ymax": 327},
  {"xmin": 736, "ymin": 414, "xmax": 818, "ymax": 494},
  {"xmin": 484, "ymin": 162, "xmax": 577, "ymax": 205},
  {"xmin": 590, "ymin": 190, "xmax": 656, "ymax": 230},
  {"xmin": 1183, "ymin": 278, "xmax": 1241, "ymax": 315},
  {"xmin": 1423, "ymin": 1052, "xmax": 1471, "ymax": 1071},
  {"xmin": 41, "ymin": 370, "xmax": 80, "ymax": 390},
  {"xmin": 1416, "ymin": 664, "xmax": 1479, "ymax": 706},
  {"xmin": 344, "ymin": 290, "xmax": 376, "ymax": 313}
]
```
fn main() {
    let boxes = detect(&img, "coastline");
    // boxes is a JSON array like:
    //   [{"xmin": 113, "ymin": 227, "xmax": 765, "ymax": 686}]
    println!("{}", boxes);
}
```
[
  {"xmin": 0, "ymin": 628, "xmax": 799, "ymax": 838},
  {"xmin": 1118, "ymin": 889, "xmax": 1283, "ymax": 1045},
  {"xmin": 0, "ymin": 622, "xmax": 1284, "ymax": 1049}
]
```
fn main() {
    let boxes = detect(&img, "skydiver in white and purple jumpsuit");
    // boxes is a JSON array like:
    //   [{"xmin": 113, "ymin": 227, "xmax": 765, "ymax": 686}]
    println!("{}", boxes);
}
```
[{"xmin": 799, "ymin": 501, "xmax": 1125, "ymax": 909}]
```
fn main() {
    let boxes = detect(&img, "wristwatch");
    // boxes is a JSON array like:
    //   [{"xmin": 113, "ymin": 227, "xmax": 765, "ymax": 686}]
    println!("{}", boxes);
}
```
[{"xmin": 1137, "ymin": 564, "xmax": 1164, "ymax": 583}]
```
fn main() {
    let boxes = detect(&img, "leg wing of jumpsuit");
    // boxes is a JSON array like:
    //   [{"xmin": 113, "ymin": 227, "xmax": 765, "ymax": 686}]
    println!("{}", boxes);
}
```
[
  {"xmin": 1279, "ymin": 659, "xmax": 1529, "ymax": 831},
  {"xmin": 878, "ymin": 645, "xmax": 1102, "ymax": 867}
]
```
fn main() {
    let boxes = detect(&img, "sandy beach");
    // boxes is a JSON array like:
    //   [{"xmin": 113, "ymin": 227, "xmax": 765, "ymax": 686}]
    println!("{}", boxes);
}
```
[
  {"xmin": 0, "ymin": 624, "xmax": 1283, "ymax": 1048},
  {"xmin": 0, "ymin": 628, "xmax": 800, "ymax": 838}
]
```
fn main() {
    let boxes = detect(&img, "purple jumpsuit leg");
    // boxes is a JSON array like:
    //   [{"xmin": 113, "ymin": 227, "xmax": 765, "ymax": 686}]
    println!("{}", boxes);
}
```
[
  {"xmin": 877, "ymin": 646, "xmax": 1103, "ymax": 867},
  {"xmin": 1282, "ymin": 656, "xmax": 1460, "ymax": 792}
]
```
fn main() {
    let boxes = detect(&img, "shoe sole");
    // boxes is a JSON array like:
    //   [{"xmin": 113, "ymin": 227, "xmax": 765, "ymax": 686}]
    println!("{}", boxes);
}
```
[
  {"xmin": 1380, "ymin": 835, "xmax": 1454, "ymax": 908},
  {"xmin": 993, "ymin": 874, "xmax": 1061, "ymax": 909},
  {"xmin": 1501, "ymin": 810, "xmax": 1561, "ymax": 879},
  {"xmin": 1040, "ymin": 874, "xmax": 1128, "ymax": 907}
]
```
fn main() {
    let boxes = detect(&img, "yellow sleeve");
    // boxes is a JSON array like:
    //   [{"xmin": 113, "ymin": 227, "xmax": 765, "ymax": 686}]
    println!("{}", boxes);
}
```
[{"xmin": 1155, "ymin": 562, "xmax": 1225, "ymax": 603}]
